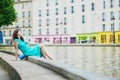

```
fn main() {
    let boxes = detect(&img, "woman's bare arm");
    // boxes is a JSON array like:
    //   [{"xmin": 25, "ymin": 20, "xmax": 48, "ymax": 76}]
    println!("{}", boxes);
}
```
[{"xmin": 13, "ymin": 42, "xmax": 19, "ymax": 61}]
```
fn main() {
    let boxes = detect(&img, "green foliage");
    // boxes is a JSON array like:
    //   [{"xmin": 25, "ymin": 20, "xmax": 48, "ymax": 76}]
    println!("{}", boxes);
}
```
[{"xmin": 0, "ymin": 0, "xmax": 16, "ymax": 27}]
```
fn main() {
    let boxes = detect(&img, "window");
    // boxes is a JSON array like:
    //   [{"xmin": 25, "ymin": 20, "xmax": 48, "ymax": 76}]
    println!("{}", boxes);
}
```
[
  {"xmin": 16, "ymin": 22, "xmax": 19, "ymax": 28},
  {"xmin": 56, "ymin": 28, "xmax": 58, "ymax": 34},
  {"xmin": 22, "ymin": 3, "xmax": 24, "ymax": 9},
  {"xmin": 82, "ymin": 4, "xmax": 85, "ymax": 12},
  {"xmin": 118, "ymin": 11, "xmax": 120, "ymax": 20},
  {"xmin": 46, "ymin": 19, "xmax": 50, "ymax": 26},
  {"xmin": 119, "ymin": 0, "xmax": 120, "ymax": 6},
  {"xmin": 28, "ymin": 20, "xmax": 31, "ymax": 27},
  {"xmin": 110, "ymin": 11, "xmax": 114, "ymax": 20},
  {"xmin": 3, "ymin": 31, "xmax": 5, "ymax": 36},
  {"xmin": 28, "ymin": 30, "xmax": 31, "ymax": 36},
  {"xmin": 56, "ymin": 18, "xmax": 59, "ymax": 26},
  {"xmin": 91, "ymin": 3, "xmax": 95, "ymax": 11},
  {"xmin": 82, "ymin": 15, "xmax": 85, "ymax": 23},
  {"xmin": 110, "ymin": 0, "xmax": 113, "ymax": 8},
  {"xmin": 71, "ymin": 6, "xmax": 74, "ymax": 13},
  {"xmin": 46, "ymin": 9, "xmax": 49, "ymax": 16},
  {"xmin": 16, "ymin": 12, "xmax": 18, "ymax": 18},
  {"xmin": 39, "ymin": 29, "xmax": 42, "ymax": 34},
  {"xmin": 23, "ymin": 30, "xmax": 25, "ymax": 36},
  {"xmin": 39, "ymin": 19, "xmax": 42, "ymax": 26},
  {"xmin": 46, "ymin": 28, "xmax": 49, "ymax": 34},
  {"xmin": 55, "ymin": 0, "xmax": 58, "ymax": 5},
  {"xmin": 9, "ymin": 30, "xmax": 11, "ymax": 36},
  {"xmin": 111, "ymin": 23, "xmax": 114, "ymax": 31},
  {"xmin": 64, "ymin": 27, "xmax": 67, "ymax": 34},
  {"xmin": 39, "ymin": 10, "xmax": 41, "ymax": 17},
  {"xmin": 64, "ymin": 17, "xmax": 67, "ymax": 25},
  {"xmin": 64, "ymin": 7, "xmax": 67, "ymax": 14},
  {"xmin": 56, "ymin": 8, "xmax": 58, "ymax": 15},
  {"xmin": 102, "ymin": 12, "xmax": 105, "ymax": 21},
  {"xmin": 28, "ymin": 11, "xmax": 31, "ymax": 17},
  {"xmin": 46, "ymin": 0, "xmax": 49, "ymax": 6},
  {"xmin": 103, "ymin": 1, "xmax": 106, "ymax": 9},
  {"xmin": 71, "ymin": 0, "xmax": 74, "ymax": 3},
  {"xmin": 22, "ymin": 20, "xmax": 25, "ymax": 27},
  {"xmin": 23, "ymin": 11, "xmax": 25, "ymax": 17},
  {"xmin": 102, "ymin": 24, "xmax": 105, "ymax": 31}
]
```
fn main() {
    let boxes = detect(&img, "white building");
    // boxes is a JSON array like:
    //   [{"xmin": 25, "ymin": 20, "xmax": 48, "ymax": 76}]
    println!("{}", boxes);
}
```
[
  {"xmin": 1, "ymin": 0, "xmax": 120, "ymax": 44},
  {"xmin": 1, "ymin": 0, "xmax": 32, "ymax": 45},
  {"xmin": 31, "ymin": 0, "xmax": 120, "ymax": 44}
]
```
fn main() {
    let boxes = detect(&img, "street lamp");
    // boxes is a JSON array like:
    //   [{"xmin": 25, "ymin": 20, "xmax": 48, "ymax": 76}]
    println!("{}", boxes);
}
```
[
  {"xmin": 60, "ymin": 22, "xmax": 62, "ymax": 44},
  {"xmin": 111, "ymin": 16, "xmax": 115, "ymax": 44}
]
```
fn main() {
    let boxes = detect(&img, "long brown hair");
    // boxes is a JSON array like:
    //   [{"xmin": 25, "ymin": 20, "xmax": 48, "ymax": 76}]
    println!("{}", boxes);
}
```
[{"xmin": 12, "ymin": 28, "xmax": 24, "ymax": 41}]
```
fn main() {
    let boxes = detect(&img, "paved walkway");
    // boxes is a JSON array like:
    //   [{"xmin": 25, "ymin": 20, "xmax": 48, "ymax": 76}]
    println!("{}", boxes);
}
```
[
  {"xmin": 0, "ymin": 52, "xmax": 68, "ymax": 80},
  {"xmin": 0, "ymin": 66, "xmax": 11, "ymax": 80}
]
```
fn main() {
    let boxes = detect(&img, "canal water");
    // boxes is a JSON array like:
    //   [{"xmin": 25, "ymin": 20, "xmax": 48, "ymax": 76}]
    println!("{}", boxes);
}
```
[
  {"xmin": 46, "ymin": 45, "xmax": 120, "ymax": 79},
  {"xmin": 0, "ymin": 66, "xmax": 11, "ymax": 80}
]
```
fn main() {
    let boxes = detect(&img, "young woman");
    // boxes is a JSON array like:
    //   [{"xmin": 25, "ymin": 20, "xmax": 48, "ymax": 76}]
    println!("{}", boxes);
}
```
[{"xmin": 12, "ymin": 28, "xmax": 52, "ymax": 61}]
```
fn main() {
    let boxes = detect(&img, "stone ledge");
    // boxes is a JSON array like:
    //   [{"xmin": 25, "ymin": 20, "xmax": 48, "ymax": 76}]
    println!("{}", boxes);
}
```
[{"xmin": 0, "ymin": 57, "xmax": 22, "ymax": 80}]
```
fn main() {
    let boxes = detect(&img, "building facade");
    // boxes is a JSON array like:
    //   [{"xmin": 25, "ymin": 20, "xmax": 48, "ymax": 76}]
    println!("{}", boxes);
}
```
[
  {"xmin": 1, "ymin": 0, "xmax": 32, "ymax": 45},
  {"xmin": 1, "ymin": 0, "xmax": 120, "ymax": 44}
]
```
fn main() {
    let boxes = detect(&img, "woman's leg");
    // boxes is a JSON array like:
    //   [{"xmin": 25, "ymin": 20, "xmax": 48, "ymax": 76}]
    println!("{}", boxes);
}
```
[{"xmin": 40, "ymin": 45, "xmax": 52, "ymax": 60}]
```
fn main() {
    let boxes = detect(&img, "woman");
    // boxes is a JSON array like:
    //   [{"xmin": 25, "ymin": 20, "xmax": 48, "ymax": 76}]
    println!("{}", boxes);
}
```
[{"xmin": 12, "ymin": 28, "xmax": 52, "ymax": 61}]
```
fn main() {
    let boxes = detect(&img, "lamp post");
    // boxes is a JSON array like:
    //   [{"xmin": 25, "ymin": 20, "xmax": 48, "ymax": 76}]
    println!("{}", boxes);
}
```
[
  {"xmin": 60, "ymin": 22, "xmax": 62, "ymax": 44},
  {"xmin": 111, "ymin": 16, "xmax": 115, "ymax": 44}
]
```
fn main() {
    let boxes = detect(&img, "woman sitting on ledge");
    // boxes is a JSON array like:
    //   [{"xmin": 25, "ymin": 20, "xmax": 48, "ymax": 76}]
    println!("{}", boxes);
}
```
[{"xmin": 12, "ymin": 28, "xmax": 52, "ymax": 61}]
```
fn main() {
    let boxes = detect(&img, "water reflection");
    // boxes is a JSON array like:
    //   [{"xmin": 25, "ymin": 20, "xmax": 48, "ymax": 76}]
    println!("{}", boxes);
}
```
[{"xmin": 46, "ymin": 46, "xmax": 120, "ymax": 78}]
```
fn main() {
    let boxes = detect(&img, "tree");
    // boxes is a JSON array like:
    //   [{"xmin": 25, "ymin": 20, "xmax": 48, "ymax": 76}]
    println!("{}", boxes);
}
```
[{"xmin": 0, "ymin": 0, "xmax": 16, "ymax": 27}]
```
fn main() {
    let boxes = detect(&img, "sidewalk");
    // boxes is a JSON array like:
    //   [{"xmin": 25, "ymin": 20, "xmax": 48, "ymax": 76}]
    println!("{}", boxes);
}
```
[{"xmin": 0, "ymin": 52, "xmax": 68, "ymax": 80}]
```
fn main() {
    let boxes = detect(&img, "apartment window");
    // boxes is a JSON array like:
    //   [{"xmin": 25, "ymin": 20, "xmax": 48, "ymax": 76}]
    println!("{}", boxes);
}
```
[
  {"xmin": 56, "ymin": 18, "xmax": 59, "ymax": 26},
  {"xmin": 119, "ymin": 23, "xmax": 120, "ymax": 30},
  {"xmin": 119, "ymin": 11, "xmax": 120, "ymax": 19},
  {"xmin": 16, "ymin": 22, "xmax": 19, "ymax": 28},
  {"xmin": 91, "ymin": 3, "xmax": 95, "ymax": 11},
  {"xmin": 103, "ymin": 1, "xmax": 106, "ymax": 9},
  {"xmin": 56, "ymin": 28, "xmax": 58, "ymax": 34},
  {"xmin": 102, "ymin": 12, "xmax": 105, "ymax": 21},
  {"xmin": 28, "ymin": 30, "xmax": 31, "ymax": 36},
  {"xmin": 64, "ymin": 27, "xmax": 67, "ymax": 34},
  {"xmin": 46, "ymin": 0, "xmax": 49, "ymax": 6},
  {"xmin": 46, "ymin": 9, "xmax": 49, "ymax": 16},
  {"xmin": 56, "ymin": 8, "xmax": 58, "ymax": 15},
  {"xmin": 23, "ymin": 11, "xmax": 25, "ymax": 17},
  {"xmin": 111, "ymin": 23, "xmax": 114, "ymax": 31},
  {"xmin": 71, "ymin": 6, "xmax": 74, "ymax": 13},
  {"xmin": 22, "ymin": 20, "xmax": 25, "ymax": 27},
  {"xmin": 82, "ymin": 15, "xmax": 85, "ymax": 23},
  {"xmin": 110, "ymin": 0, "xmax": 113, "ymax": 8},
  {"xmin": 39, "ymin": 10, "xmax": 41, "ymax": 17},
  {"xmin": 22, "ymin": 4, "xmax": 24, "ymax": 9},
  {"xmin": 110, "ymin": 11, "xmax": 114, "ymax": 20},
  {"xmin": 46, "ymin": 28, "xmax": 49, "ymax": 34},
  {"xmin": 46, "ymin": 19, "xmax": 50, "ymax": 26},
  {"xmin": 9, "ymin": 30, "xmax": 11, "ymax": 36},
  {"xmin": 22, "ymin": 30, "xmax": 25, "ymax": 36},
  {"xmin": 82, "ymin": 4, "xmax": 85, "ymax": 12},
  {"xmin": 3, "ymin": 31, "xmax": 5, "ymax": 36},
  {"xmin": 39, "ymin": 19, "xmax": 42, "ymax": 26},
  {"xmin": 119, "ymin": 0, "xmax": 120, "ymax": 7},
  {"xmin": 16, "ymin": 12, "xmax": 18, "ymax": 18},
  {"xmin": 28, "ymin": 20, "xmax": 31, "ymax": 27},
  {"xmin": 71, "ymin": 0, "xmax": 74, "ymax": 3},
  {"xmin": 39, "ymin": 29, "xmax": 42, "ymax": 34},
  {"xmin": 55, "ymin": 0, "xmax": 58, "ymax": 5},
  {"xmin": 28, "ymin": 11, "xmax": 31, "ymax": 17},
  {"xmin": 102, "ymin": 24, "xmax": 105, "ymax": 31},
  {"xmin": 64, "ymin": 7, "xmax": 67, "ymax": 14},
  {"xmin": 64, "ymin": 17, "xmax": 67, "ymax": 25}
]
